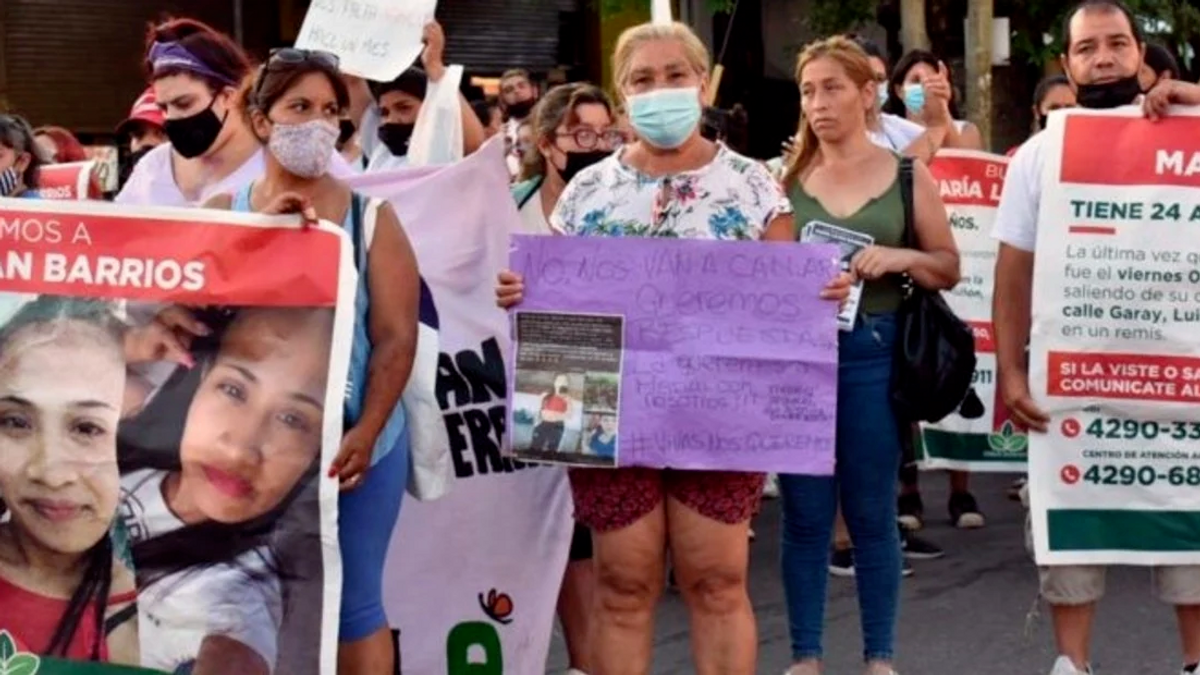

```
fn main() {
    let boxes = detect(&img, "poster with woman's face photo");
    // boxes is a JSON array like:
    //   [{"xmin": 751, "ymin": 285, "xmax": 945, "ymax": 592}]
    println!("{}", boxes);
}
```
[{"xmin": 0, "ymin": 199, "xmax": 354, "ymax": 675}]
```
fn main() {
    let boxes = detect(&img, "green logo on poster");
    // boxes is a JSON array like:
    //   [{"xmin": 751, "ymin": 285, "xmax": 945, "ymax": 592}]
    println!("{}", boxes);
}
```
[
  {"xmin": 0, "ymin": 630, "xmax": 40, "ymax": 675},
  {"xmin": 988, "ymin": 421, "xmax": 1028, "ymax": 455}
]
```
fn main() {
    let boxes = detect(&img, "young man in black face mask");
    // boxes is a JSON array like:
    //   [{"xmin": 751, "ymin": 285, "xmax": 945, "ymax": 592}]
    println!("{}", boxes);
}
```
[
  {"xmin": 993, "ymin": 2, "xmax": 1200, "ymax": 674},
  {"xmin": 500, "ymin": 69, "xmax": 540, "ymax": 178},
  {"xmin": 365, "ymin": 20, "xmax": 486, "ymax": 172}
]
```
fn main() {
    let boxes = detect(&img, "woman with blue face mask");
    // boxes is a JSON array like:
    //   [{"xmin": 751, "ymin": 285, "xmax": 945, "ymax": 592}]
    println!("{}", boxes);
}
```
[
  {"xmin": 495, "ymin": 21, "xmax": 851, "ymax": 675},
  {"xmin": 0, "ymin": 115, "xmax": 46, "ymax": 199},
  {"xmin": 884, "ymin": 51, "xmax": 985, "ymax": 151}
]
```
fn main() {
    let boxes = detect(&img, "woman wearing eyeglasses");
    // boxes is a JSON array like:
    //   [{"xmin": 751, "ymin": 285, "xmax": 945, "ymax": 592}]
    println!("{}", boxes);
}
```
[
  {"xmin": 116, "ymin": 18, "xmax": 353, "ymax": 207},
  {"xmin": 513, "ymin": 83, "xmax": 625, "ymax": 234},
  {"xmin": 202, "ymin": 48, "xmax": 420, "ymax": 675}
]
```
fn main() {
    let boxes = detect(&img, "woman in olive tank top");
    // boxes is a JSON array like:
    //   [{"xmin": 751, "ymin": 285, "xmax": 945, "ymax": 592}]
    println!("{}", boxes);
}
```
[{"xmin": 776, "ymin": 37, "xmax": 960, "ymax": 675}]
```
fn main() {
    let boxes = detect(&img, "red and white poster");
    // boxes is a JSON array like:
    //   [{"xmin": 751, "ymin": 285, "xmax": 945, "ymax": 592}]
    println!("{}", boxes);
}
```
[
  {"xmin": 35, "ymin": 161, "xmax": 101, "ymax": 200},
  {"xmin": 0, "ymin": 198, "xmax": 354, "ymax": 674},
  {"xmin": 919, "ymin": 150, "xmax": 1025, "ymax": 472},
  {"xmin": 1029, "ymin": 107, "xmax": 1200, "ymax": 564}
]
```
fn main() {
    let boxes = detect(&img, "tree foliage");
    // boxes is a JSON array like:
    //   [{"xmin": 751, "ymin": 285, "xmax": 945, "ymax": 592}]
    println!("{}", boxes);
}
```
[{"xmin": 1010, "ymin": 0, "xmax": 1200, "ymax": 73}]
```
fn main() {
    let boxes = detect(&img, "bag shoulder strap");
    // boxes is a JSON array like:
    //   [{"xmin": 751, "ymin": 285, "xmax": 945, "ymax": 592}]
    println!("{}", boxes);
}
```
[
  {"xmin": 513, "ymin": 176, "xmax": 544, "ymax": 210},
  {"xmin": 899, "ymin": 156, "xmax": 916, "ymax": 249},
  {"xmin": 348, "ymin": 190, "xmax": 364, "ymax": 271}
]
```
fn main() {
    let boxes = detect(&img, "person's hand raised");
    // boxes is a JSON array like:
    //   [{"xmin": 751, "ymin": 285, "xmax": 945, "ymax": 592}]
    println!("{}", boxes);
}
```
[{"xmin": 421, "ymin": 21, "xmax": 447, "ymax": 82}]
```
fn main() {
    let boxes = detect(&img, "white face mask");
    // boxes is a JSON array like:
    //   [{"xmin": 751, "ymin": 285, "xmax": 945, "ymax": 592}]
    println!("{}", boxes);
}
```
[{"xmin": 268, "ymin": 119, "xmax": 338, "ymax": 178}]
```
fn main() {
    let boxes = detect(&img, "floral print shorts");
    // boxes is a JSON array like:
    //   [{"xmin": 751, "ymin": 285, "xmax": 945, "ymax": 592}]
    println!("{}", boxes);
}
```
[{"xmin": 568, "ymin": 467, "xmax": 765, "ymax": 532}]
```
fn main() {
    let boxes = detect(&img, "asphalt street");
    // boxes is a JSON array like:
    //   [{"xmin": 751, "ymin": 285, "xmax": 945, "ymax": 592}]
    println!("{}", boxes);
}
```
[{"xmin": 546, "ymin": 473, "xmax": 1187, "ymax": 675}]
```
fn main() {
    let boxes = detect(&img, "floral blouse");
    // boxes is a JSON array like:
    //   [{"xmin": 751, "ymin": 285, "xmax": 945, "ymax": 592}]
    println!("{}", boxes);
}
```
[{"xmin": 550, "ymin": 143, "xmax": 792, "ymax": 240}]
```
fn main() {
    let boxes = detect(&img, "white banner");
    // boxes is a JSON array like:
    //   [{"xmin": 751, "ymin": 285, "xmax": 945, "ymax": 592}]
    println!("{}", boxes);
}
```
[
  {"xmin": 349, "ymin": 141, "xmax": 574, "ymax": 672},
  {"xmin": 1030, "ymin": 107, "xmax": 1200, "ymax": 565},
  {"xmin": 919, "ymin": 150, "xmax": 1026, "ymax": 472},
  {"xmin": 295, "ymin": 0, "xmax": 438, "ymax": 81}
]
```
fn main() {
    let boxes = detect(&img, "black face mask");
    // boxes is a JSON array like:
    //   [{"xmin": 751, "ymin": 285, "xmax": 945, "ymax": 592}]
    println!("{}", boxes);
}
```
[
  {"xmin": 338, "ymin": 119, "xmax": 357, "ymax": 146},
  {"xmin": 506, "ymin": 98, "xmax": 536, "ymax": 120},
  {"xmin": 1076, "ymin": 75, "xmax": 1141, "ymax": 109},
  {"xmin": 378, "ymin": 123, "xmax": 415, "ymax": 157},
  {"xmin": 557, "ymin": 150, "xmax": 611, "ymax": 183},
  {"xmin": 164, "ymin": 99, "xmax": 227, "ymax": 159}
]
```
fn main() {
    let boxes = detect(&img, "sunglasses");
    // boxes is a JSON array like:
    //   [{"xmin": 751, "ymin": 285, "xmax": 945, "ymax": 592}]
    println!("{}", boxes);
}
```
[
  {"xmin": 267, "ymin": 48, "xmax": 340, "ymax": 71},
  {"xmin": 254, "ymin": 48, "xmax": 341, "ymax": 100}
]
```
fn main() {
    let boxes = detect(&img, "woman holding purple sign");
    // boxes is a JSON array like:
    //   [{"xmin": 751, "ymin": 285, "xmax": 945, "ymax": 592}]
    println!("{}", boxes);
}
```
[
  {"xmin": 778, "ymin": 37, "xmax": 958, "ymax": 675},
  {"xmin": 496, "ymin": 21, "xmax": 850, "ymax": 675}
]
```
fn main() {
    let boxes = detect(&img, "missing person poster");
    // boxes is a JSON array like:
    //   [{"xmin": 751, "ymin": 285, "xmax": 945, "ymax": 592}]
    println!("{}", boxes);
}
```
[
  {"xmin": 509, "ymin": 234, "xmax": 841, "ymax": 474},
  {"xmin": 919, "ymin": 150, "xmax": 1025, "ymax": 472},
  {"xmin": 511, "ymin": 312, "xmax": 623, "ymax": 468},
  {"xmin": 0, "ymin": 198, "xmax": 353, "ymax": 673},
  {"xmin": 1029, "ymin": 108, "xmax": 1200, "ymax": 565}
]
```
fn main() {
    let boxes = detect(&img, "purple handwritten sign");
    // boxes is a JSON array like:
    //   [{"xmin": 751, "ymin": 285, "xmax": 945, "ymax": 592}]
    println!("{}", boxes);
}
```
[{"xmin": 508, "ymin": 235, "xmax": 840, "ymax": 475}]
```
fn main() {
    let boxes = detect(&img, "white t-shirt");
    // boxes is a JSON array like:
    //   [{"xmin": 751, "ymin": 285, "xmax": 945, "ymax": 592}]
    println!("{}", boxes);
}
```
[
  {"xmin": 991, "ymin": 130, "xmax": 1049, "ymax": 253},
  {"xmin": 517, "ymin": 186, "xmax": 552, "ymax": 235},
  {"xmin": 869, "ymin": 113, "xmax": 926, "ymax": 152},
  {"xmin": 115, "ymin": 143, "xmax": 355, "ymax": 207},
  {"xmin": 366, "ymin": 144, "xmax": 410, "ymax": 173},
  {"xmin": 119, "ymin": 469, "xmax": 282, "ymax": 673}
]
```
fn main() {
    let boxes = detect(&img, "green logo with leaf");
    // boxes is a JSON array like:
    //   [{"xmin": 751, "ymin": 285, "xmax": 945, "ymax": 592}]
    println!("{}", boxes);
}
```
[
  {"xmin": 0, "ymin": 630, "xmax": 40, "ymax": 675},
  {"xmin": 987, "ymin": 421, "xmax": 1028, "ymax": 456}
]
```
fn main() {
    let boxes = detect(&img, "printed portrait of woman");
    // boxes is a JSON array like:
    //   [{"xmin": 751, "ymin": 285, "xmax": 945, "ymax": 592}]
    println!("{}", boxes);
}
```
[
  {"xmin": 0, "ymin": 296, "xmax": 139, "ymax": 665},
  {"xmin": 116, "ymin": 304, "xmax": 335, "ymax": 675}
]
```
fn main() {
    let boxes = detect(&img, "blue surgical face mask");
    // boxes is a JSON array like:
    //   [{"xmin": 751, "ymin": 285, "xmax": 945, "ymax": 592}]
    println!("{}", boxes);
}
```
[
  {"xmin": 903, "ymin": 83, "xmax": 926, "ymax": 114},
  {"xmin": 628, "ymin": 87, "xmax": 702, "ymax": 149},
  {"xmin": 876, "ymin": 84, "xmax": 889, "ymax": 110}
]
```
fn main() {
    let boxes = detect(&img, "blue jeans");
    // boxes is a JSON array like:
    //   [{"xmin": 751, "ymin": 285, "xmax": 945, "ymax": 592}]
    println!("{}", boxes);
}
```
[
  {"xmin": 338, "ymin": 429, "xmax": 408, "ymax": 641},
  {"xmin": 779, "ymin": 312, "xmax": 903, "ymax": 662}
]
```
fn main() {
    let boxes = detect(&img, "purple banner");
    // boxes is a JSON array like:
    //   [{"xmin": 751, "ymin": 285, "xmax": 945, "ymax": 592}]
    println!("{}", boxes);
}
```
[{"xmin": 508, "ymin": 235, "xmax": 840, "ymax": 475}]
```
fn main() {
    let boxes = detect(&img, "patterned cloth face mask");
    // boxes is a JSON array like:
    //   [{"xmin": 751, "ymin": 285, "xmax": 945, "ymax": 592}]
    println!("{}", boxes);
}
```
[{"xmin": 268, "ymin": 119, "xmax": 339, "ymax": 178}]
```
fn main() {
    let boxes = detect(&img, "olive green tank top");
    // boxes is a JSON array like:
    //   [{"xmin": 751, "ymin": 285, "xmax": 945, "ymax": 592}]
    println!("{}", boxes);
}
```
[{"xmin": 789, "ymin": 173, "xmax": 906, "ymax": 314}]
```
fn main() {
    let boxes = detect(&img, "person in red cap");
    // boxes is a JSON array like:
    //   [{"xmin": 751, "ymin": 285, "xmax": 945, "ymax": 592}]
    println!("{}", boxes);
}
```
[{"xmin": 116, "ymin": 87, "xmax": 167, "ymax": 188}]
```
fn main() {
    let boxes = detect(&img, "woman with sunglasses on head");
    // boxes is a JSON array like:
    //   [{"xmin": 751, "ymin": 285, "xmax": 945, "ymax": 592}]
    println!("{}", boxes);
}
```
[
  {"xmin": 202, "ymin": 49, "xmax": 419, "ymax": 675},
  {"xmin": 0, "ymin": 115, "xmax": 46, "ymax": 199},
  {"xmin": 496, "ymin": 22, "xmax": 850, "ymax": 674},
  {"xmin": 117, "ymin": 18, "xmax": 352, "ymax": 207}
]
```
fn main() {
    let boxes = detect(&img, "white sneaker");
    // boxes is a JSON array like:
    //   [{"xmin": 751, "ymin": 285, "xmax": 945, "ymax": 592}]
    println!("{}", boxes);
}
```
[
  {"xmin": 565, "ymin": 669, "xmax": 589, "ymax": 675},
  {"xmin": 1049, "ymin": 656, "xmax": 1091, "ymax": 675},
  {"xmin": 763, "ymin": 473, "xmax": 780, "ymax": 498}
]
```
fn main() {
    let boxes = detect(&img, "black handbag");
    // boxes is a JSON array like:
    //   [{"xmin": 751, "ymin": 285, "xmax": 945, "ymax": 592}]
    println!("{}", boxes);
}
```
[{"xmin": 892, "ymin": 157, "xmax": 977, "ymax": 423}]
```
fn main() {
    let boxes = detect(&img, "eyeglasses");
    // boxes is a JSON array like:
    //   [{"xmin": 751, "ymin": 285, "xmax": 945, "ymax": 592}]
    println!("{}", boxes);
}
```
[{"xmin": 555, "ymin": 127, "xmax": 627, "ymax": 150}]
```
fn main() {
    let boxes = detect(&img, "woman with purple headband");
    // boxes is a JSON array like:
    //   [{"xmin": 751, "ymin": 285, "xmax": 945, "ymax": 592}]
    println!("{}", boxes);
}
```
[{"xmin": 116, "ymin": 18, "xmax": 352, "ymax": 207}]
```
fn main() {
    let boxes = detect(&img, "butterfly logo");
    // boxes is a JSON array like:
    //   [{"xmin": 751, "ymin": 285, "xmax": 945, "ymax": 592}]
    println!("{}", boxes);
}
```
[{"xmin": 478, "ymin": 588, "xmax": 515, "ymax": 625}]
